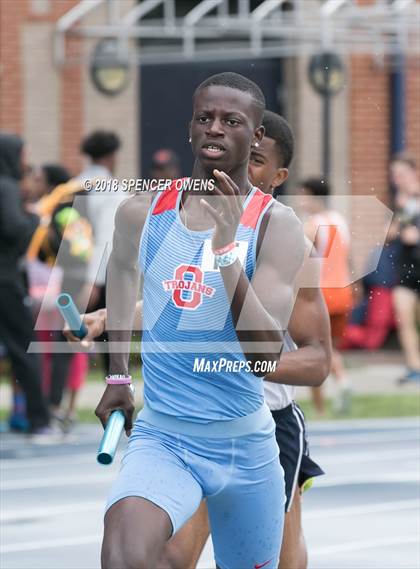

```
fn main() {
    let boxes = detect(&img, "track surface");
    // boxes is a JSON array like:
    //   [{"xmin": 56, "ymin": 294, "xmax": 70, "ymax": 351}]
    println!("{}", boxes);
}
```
[{"xmin": 1, "ymin": 417, "xmax": 419, "ymax": 569}]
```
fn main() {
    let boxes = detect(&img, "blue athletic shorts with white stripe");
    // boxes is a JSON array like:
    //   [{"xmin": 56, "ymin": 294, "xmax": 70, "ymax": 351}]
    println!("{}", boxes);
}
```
[{"xmin": 106, "ymin": 403, "xmax": 285, "ymax": 569}]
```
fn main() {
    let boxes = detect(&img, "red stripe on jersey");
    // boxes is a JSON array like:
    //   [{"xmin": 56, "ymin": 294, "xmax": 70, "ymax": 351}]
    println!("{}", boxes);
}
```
[
  {"xmin": 240, "ymin": 190, "xmax": 272, "ymax": 229},
  {"xmin": 152, "ymin": 179, "xmax": 183, "ymax": 215}
]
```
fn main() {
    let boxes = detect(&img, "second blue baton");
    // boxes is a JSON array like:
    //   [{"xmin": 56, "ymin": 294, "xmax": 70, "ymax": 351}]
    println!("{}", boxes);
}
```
[{"xmin": 56, "ymin": 293, "xmax": 88, "ymax": 339}]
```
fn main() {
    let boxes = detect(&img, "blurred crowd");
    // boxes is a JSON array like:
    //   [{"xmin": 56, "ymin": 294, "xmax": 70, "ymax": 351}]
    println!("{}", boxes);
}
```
[
  {"xmin": 0, "ymin": 130, "xmax": 125, "ymax": 439},
  {"xmin": 292, "ymin": 163, "xmax": 419, "ymax": 415},
  {"xmin": 0, "ymin": 128, "xmax": 418, "ymax": 438}
]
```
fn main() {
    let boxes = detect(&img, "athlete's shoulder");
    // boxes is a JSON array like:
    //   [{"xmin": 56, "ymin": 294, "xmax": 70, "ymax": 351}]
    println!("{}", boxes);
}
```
[
  {"xmin": 112, "ymin": 193, "xmax": 153, "ymax": 251},
  {"xmin": 110, "ymin": 193, "xmax": 153, "ymax": 265},
  {"xmin": 149, "ymin": 178, "xmax": 183, "ymax": 215},
  {"xmin": 115, "ymin": 192, "xmax": 152, "ymax": 228},
  {"xmin": 270, "ymin": 198, "xmax": 300, "ymax": 220},
  {"xmin": 256, "ymin": 199, "xmax": 305, "ymax": 265},
  {"xmin": 267, "ymin": 200, "xmax": 305, "ymax": 244}
]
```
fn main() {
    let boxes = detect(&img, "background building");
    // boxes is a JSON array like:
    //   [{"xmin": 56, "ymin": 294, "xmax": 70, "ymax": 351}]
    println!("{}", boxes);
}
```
[{"xmin": 1, "ymin": 0, "xmax": 418, "ymax": 203}]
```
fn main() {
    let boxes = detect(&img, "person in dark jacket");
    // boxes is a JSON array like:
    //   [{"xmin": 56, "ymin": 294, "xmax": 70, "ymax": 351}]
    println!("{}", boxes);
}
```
[{"xmin": 0, "ymin": 132, "xmax": 50, "ymax": 433}]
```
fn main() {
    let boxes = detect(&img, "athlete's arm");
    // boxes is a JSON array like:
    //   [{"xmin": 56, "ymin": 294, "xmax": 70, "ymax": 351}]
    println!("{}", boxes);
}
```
[
  {"xmin": 94, "ymin": 194, "xmax": 149, "ymax": 435},
  {"xmin": 265, "ymin": 286, "xmax": 331, "ymax": 386},
  {"xmin": 265, "ymin": 241, "xmax": 332, "ymax": 387},
  {"xmin": 246, "ymin": 204, "xmax": 305, "ymax": 371},
  {"xmin": 63, "ymin": 301, "xmax": 143, "ymax": 347},
  {"xmin": 203, "ymin": 170, "xmax": 305, "ymax": 375},
  {"xmin": 63, "ymin": 308, "xmax": 108, "ymax": 347}
]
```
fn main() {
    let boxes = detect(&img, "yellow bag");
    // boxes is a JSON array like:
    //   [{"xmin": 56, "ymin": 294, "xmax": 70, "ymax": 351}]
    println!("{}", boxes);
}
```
[{"xmin": 27, "ymin": 179, "xmax": 83, "ymax": 261}]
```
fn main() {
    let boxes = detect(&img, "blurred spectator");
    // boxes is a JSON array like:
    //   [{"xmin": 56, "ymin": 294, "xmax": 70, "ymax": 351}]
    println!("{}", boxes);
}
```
[
  {"xmin": 20, "ymin": 164, "xmax": 38, "ymax": 204},
  {"xmin": 24, "ymin": 166, "xmax": 91, "ymax": 430},
  {"xmin": 37, "ymin": 164, "xmax": 92, "ymax": 426},
  {"xmin": 340, "ymin": 243, "xmax": 398, "ymax": 350},
  {"xmin": 390, "ymin": 153, "xmax": 419, "ymax": 212},
  {"xmin": 390, "ymin": 154, "xmax": 420, "ymax": 383},
  {"xmin": 298, "ymin": 177, "xmax": 353, "ymax": 415},
  {"xmin": 7, "ymin": 162, "xmax": 51, "ymax": 432},
  {"xmin": 150, "ymin": 149, "xmax": 181, "ymax": 180},
  {"xmin": 26, "ymin": 164, "xmax": 73, "ymax": 308},
  {"xmin": 78, "ymin": 130, "xmax": 125, "ymax": 371},
  {"xmin": 21, "ymin": 163, "xmax": 70, "ymax": 206},
  {"xmin": 36, "ymin": 164, "xmax": 73, "ymax": 197},
  {"xmin": 6, "ymin": 162, "xmax": 45, "ymax": 432},
  {"xmin": 79, "ymin": 130, "xmax": 123, "ymax": 303},
  {"xmin": 27, "ymin": 172, "xmax": 83, "ymax": 262},
  {"xmin": 0, "ymin": 132, "xmax": 50, "ymax": 434}
]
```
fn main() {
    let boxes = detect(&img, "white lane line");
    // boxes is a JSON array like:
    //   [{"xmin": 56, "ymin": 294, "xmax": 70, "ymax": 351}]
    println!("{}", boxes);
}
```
[
  {"xmin": 306, "ymin": 416, "xmax": 420, "ymax": 431},
  {"xmin": 315, "ymin": 471, "xmax": 419, "ymax": 487},
  {"xmin": 197, "ymin": 537, "xmax": 216, "ymax": 569},
  {"xmin": 315, "ymin": 448, "xmax": 419, "ymax": 465},
  {"xmin": 1, "ymin": 454, "xmax": 101, "ymax": 470},
  {"xmin": 2, "ymin": 472, "xmax": 114, "ymax": 491},
  {"xmin": 311, "ymin": 535, "xmax": 419, "ymax": 556},
  {"xmin": 4, "ymin": 447, "xmax": 415, "ymax": 475},
  {"xmin": 4, "ymin": 534, "xmax": 419, "ymax": 559},
  {"xmin": 304, "ymin": 499, "xmax": 420, "ymax": 520},
  {"xmin": 1, "ymin": 501, "xmax": 104, "ymax": 522},
  {"xmin": 2, "ymin": 468, "xmax": 418, "ymax": 491},
  {"xmin": 311, "ymin": 432, "xmax": 420, "ymax": 446},
  {"xmin": 3, "ymin": 498, "xmax": 417, "ymax": 526},
  {"xmin": 4, "ymin": 532, "xmax": 417, "ymax": 557},
  {"xmin": 3, "ymin": 448, "xmax": 416, "ymax": 473},
  {"xmin": 1, "ymin": 534, "xmax": 102, "ymax": 554}
]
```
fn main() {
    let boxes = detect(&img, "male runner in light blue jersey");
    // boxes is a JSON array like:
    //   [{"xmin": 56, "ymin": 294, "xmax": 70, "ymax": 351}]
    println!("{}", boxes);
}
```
[
  {"xmin": 95, "ymin": 73, "xmax": 305, "ymax": 569},
  {"xmin": 68, "ymin": 110, "xmax": 329, "ymax": 569}
]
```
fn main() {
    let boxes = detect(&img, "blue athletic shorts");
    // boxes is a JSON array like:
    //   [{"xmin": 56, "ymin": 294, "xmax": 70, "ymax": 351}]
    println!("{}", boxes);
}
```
[{"xmin": 106, "ymin": 403, "xmax": 285, "ymax": 569}]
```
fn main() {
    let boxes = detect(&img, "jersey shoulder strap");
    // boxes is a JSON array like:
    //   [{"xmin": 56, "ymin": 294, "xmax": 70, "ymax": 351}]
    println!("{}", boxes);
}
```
[
  {"xmin": 151, "ymin": 178, "xmax": 186, "ymax": 215},
  {"xmin": 240, "ymin": 188, "xmax": 272, "ymax": 230}
]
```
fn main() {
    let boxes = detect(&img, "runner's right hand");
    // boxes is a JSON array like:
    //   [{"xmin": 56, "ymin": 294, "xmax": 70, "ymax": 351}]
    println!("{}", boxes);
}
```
[
  {"xmin": 95, "ymin": 384, "xmax": 135, "ymax": 437},
  {"xmin": 63, "ymin": 308, "xmax": 106, "ymax": 350}
]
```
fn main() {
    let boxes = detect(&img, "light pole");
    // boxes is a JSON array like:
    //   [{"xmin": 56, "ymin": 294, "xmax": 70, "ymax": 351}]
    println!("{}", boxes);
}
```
[{"xmin": 308, "ymin": 52, "xmax": 345, "ymax": 181}]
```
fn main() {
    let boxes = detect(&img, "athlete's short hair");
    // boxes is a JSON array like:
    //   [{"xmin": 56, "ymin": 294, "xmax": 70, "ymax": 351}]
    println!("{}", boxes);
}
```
[
  {"xmin": 81, "ymin": 130, "xmax": 121, "ymax": 160},
  {"xmin": 262, "ymin": 110, "xmax": 294, "ymax": 168},
  {"xmin": 194, "ymin": 72, "xmax": 265, "ymax": 124},
  {"xmin": 300, "ymin": 177, "xmax": 330, "ymax": 197}
]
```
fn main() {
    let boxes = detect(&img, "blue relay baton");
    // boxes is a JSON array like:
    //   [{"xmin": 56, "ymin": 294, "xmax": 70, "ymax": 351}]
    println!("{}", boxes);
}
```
[
  {"xmin": 97, "ymin": 385, "xmax": 134, "ymax": 465},
  {"xmin": 56, "ymin": 293, "xmax": 88, "ymax": 339}
]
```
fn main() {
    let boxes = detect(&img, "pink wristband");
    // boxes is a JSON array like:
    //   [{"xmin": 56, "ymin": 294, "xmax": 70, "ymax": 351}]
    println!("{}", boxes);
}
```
[
  {"xmin": 213, "ymin": 242, "xmax": 236, "ymax": 255},
  {"xmin": 106, "ymin": 375, "xmax": 132, "ymax": 385}
]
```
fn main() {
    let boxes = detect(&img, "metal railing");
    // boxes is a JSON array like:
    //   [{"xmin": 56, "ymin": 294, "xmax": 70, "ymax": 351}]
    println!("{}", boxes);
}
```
[{"xmin": 53, "ymin": 0, "xmax": 420, "ymax": 65}]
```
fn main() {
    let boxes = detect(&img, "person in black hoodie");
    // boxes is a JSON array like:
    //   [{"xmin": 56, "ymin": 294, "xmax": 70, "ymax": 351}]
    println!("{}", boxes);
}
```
[{"xmin": 0, "ymin": 132, "xmax": 50, "ymax": 434}]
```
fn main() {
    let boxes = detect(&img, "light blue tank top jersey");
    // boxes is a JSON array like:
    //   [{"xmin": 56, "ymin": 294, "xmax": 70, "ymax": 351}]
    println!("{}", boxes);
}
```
[{"xmin": 139, "ymin": 179, "xmax": 274, "ymax": 423}]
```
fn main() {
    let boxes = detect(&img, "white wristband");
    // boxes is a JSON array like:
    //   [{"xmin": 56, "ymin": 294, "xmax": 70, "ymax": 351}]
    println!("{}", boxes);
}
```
[{"xmin": 215, "ymin": 249, "xmax": 238, "ymax": 268}]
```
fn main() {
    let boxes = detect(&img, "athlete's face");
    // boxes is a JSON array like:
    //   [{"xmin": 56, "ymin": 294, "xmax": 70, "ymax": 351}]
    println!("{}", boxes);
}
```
[
  {"xmin": 248, "ymin": 136, "xmax": 288, "ymax": 195},
  {"xmin": 190, "ymin": 86, "xmax": 263, "ymax": 173}
]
